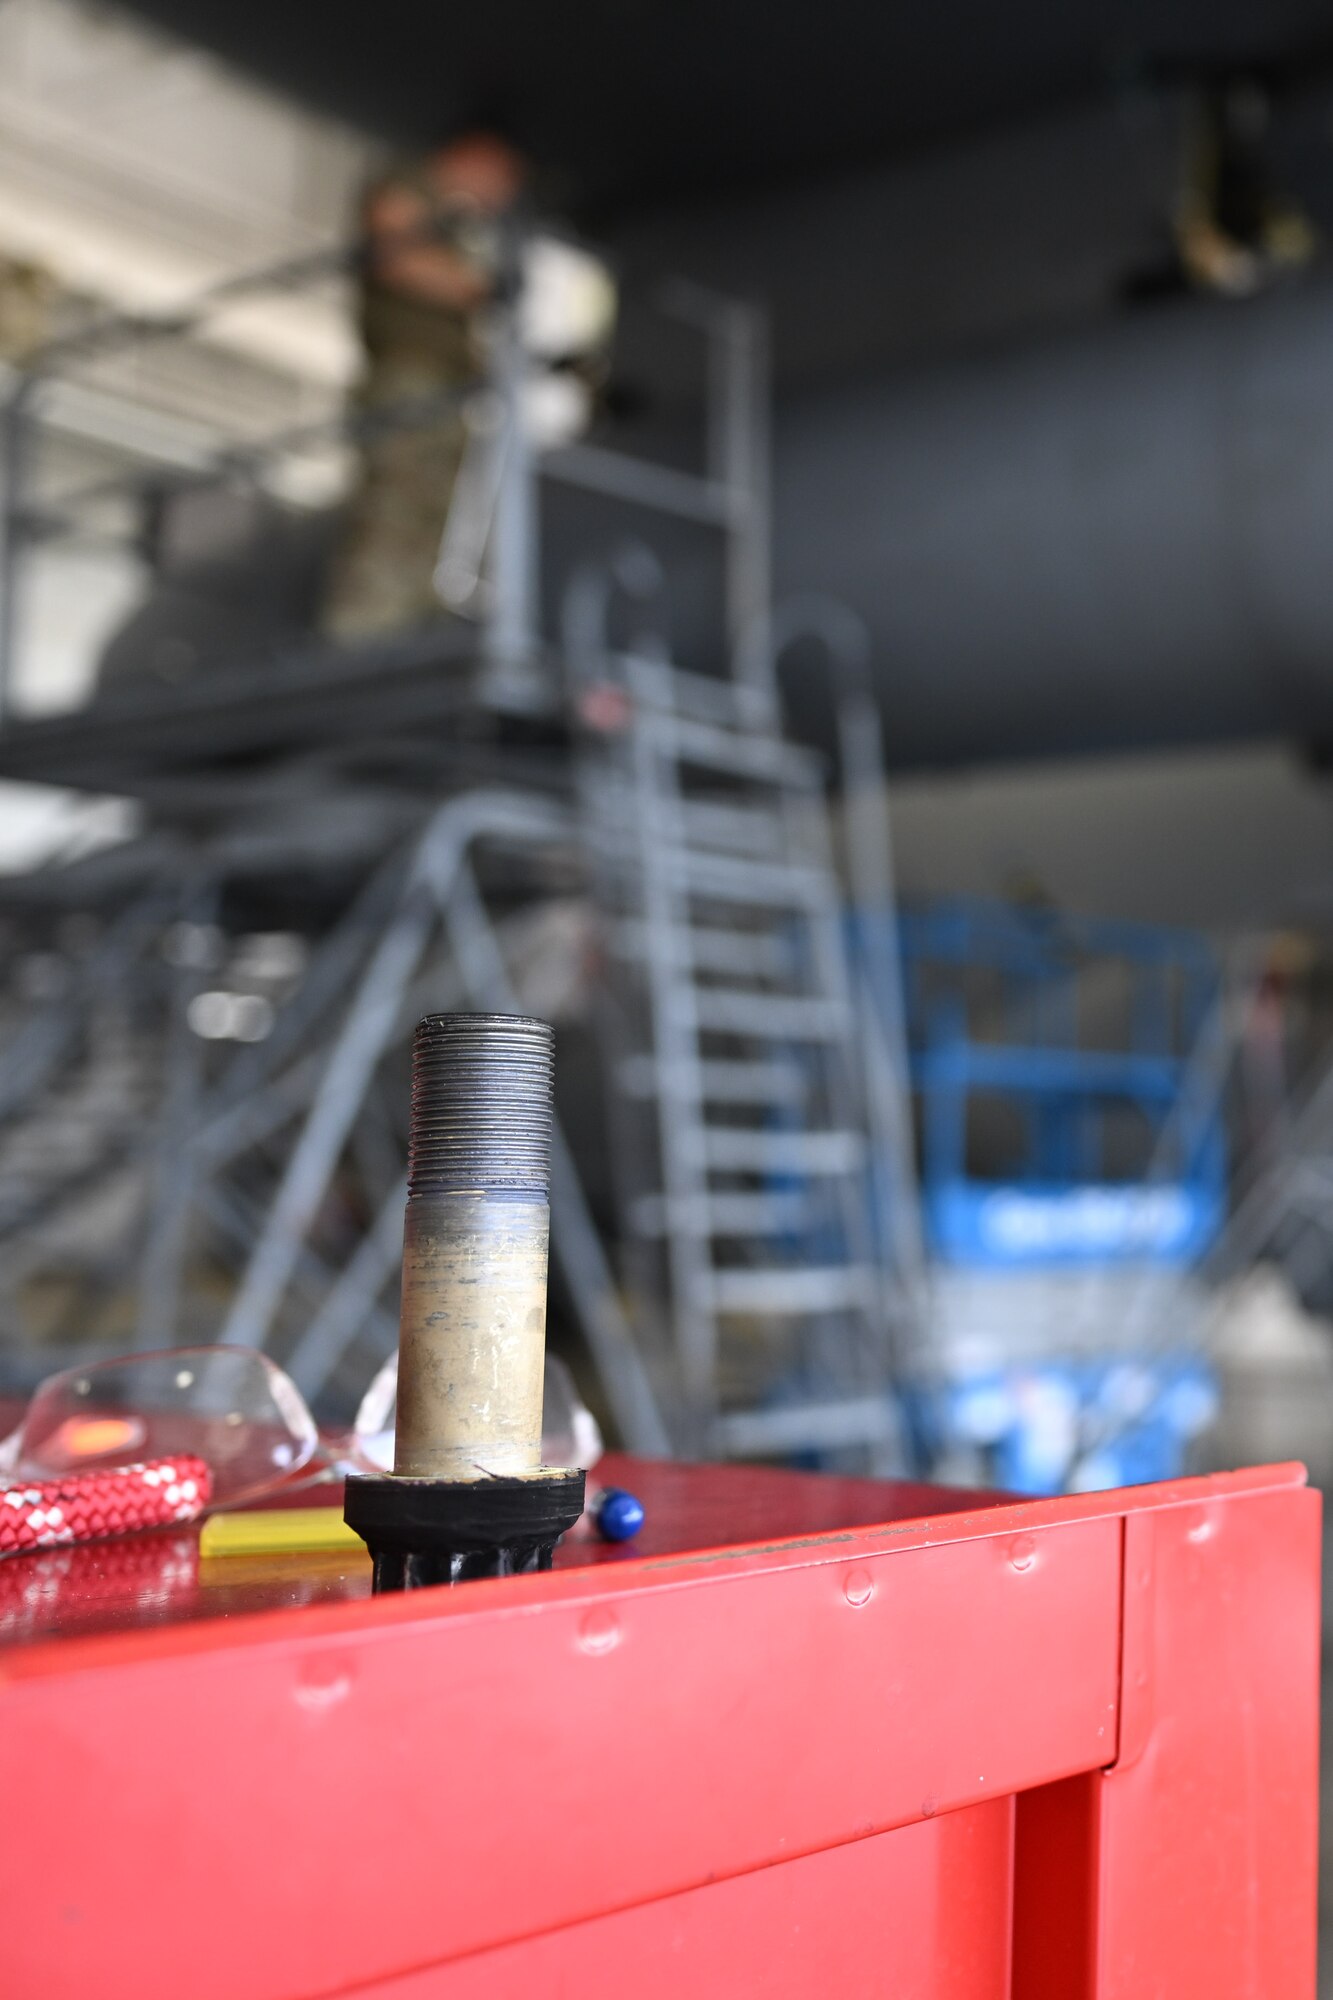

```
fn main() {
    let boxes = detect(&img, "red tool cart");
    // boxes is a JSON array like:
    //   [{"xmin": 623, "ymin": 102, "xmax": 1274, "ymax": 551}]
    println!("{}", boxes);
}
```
[{"xmin": 0, "ymin": 1453, "xmax": 1320, "ymax": 1998}]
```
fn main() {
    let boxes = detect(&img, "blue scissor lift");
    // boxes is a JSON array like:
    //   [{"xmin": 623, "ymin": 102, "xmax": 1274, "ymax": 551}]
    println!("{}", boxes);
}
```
[{"xmin": 888, "ymin": 900, "xmax": 1225, "ymax": 1493}]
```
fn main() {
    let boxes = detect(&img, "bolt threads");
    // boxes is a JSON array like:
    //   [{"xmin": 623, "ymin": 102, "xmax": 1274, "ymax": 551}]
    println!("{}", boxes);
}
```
[{"xmin": 407, "ymin": 1012, "xmax": 554, "ymax": 1196}]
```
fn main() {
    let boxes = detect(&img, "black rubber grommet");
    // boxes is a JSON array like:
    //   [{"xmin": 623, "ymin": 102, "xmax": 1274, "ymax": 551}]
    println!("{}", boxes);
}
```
[{"xmin": 344, "ymin": 1469, "xmax": 586, "ymax": 1591}]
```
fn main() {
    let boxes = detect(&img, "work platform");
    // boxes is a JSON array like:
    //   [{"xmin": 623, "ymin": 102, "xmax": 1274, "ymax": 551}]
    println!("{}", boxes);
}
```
[
  {"xmin": 0, "ymin": 1453, "xmax": 1319, "ymax": 1998},
  {"xmin": 0, "ymin": 622, "xmax": 559, "ymax": 795}
]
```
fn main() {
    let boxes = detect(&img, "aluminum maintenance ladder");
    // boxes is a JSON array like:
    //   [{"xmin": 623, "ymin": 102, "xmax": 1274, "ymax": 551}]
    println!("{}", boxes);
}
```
[{"xmin": 580, "ymin": 650, "xmax": 903, "ymax": 1463}]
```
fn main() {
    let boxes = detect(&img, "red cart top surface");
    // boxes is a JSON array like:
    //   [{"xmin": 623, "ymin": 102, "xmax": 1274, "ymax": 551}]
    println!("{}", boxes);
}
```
[
  {"xmin": 0, "ymin": 1451, "xmax": 988, "ymax": 1655},
  {"xmin": 0, "ymin": 1450, "xmax": 1317, "ymax": 2000}
]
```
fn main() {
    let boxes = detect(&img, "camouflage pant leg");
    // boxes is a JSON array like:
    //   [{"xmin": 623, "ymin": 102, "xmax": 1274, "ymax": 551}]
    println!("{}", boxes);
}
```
[{"xmin": 321, "ymin": 410, "xmax": 468, "ymax": 642}]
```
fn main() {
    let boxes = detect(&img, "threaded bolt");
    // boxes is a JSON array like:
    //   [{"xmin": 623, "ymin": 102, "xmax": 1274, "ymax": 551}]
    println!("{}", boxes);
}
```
[
  {"xmin": 394, "ymin": 1013, "xmax": 555, "ymax": 1481},
  {"xmin": 408, "ymin": 1013, "xmax": 554, "ymax": 1196}
]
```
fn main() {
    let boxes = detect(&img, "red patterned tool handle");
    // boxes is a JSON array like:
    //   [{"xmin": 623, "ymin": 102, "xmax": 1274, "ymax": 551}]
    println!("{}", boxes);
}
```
[{"xmin": 0, "ymin": 1456, "xmax": 213, "ymax": 1557}]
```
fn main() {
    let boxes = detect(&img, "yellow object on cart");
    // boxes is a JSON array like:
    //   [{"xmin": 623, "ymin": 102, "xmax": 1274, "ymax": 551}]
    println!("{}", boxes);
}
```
[{"xmin": 199, "ymin": 1507, "xmax": 365, "ymax": 1559}]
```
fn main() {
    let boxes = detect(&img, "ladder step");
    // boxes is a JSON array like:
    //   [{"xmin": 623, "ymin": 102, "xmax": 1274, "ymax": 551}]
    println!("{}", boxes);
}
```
[
  {"xmin": 694, "ymin": 990, "xmax": 846, "ymax": 1039},
  {"xmin": 616, "ymin": 1056, "xmax": 809, "ymax": 1107},
  {"xmin": 705, "ymin": 1265, "xmax": 878, "ymax": 1314},
  {"xmin": 657, "ymin": 715, "xmax": 825, "ymax": 787},
  {"xmin": 667, "ymin": 849, "xmax": 827, "ymax": 907},
  {"xmin": 677, "ymin": 800, "xmax": 787, "ymax": 857},
  {"xmin": 699, "ymin": 1059, "xmax": 808, "ymax": 1105},
  {"xmin": 599, "ymin": 780, "xmax": 784, "ymax": 852},
  {"xmin": 686, "ymin": 928, "xmax": 789, "ymax": 978},
  {"xmin": 615, "ymin": 923, "xmax": 789, "ymax": 980},
  {"xmin": 626, "ymin": 656, "xmax": 776, "ymax": 731},
  {"xmin": 629, "ymin": 1190, "xmax": 818, "ymax": 1237},
  {"xmin": 716, "ymin": 1396, "xmax": 898, "ymax": 1456},
  {"xmin": 702, "ymin": 1127, "xmax": 864, "ymax": 1173}
]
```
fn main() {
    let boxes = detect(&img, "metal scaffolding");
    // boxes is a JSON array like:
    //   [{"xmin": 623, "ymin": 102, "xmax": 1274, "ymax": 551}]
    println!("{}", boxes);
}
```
[{"xmin": 0, "ymin": 214, "xmax": 921, "ymax": 1463}]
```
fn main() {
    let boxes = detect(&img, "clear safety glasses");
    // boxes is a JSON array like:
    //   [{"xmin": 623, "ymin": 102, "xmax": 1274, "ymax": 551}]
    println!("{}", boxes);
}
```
[{"xmin": 0, "ymin": 1343, "xmax": 601, "ymax": 1511}]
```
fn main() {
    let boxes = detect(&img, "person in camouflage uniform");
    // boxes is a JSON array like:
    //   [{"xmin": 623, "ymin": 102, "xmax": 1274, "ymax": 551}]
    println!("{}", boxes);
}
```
[
  {"xmin": 0, "ymin": 256, "xmax": 60, "ymax": 365},
  {"xmin": 321, "ymin": 136, "xmax": 524, "ymax": 642}
]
